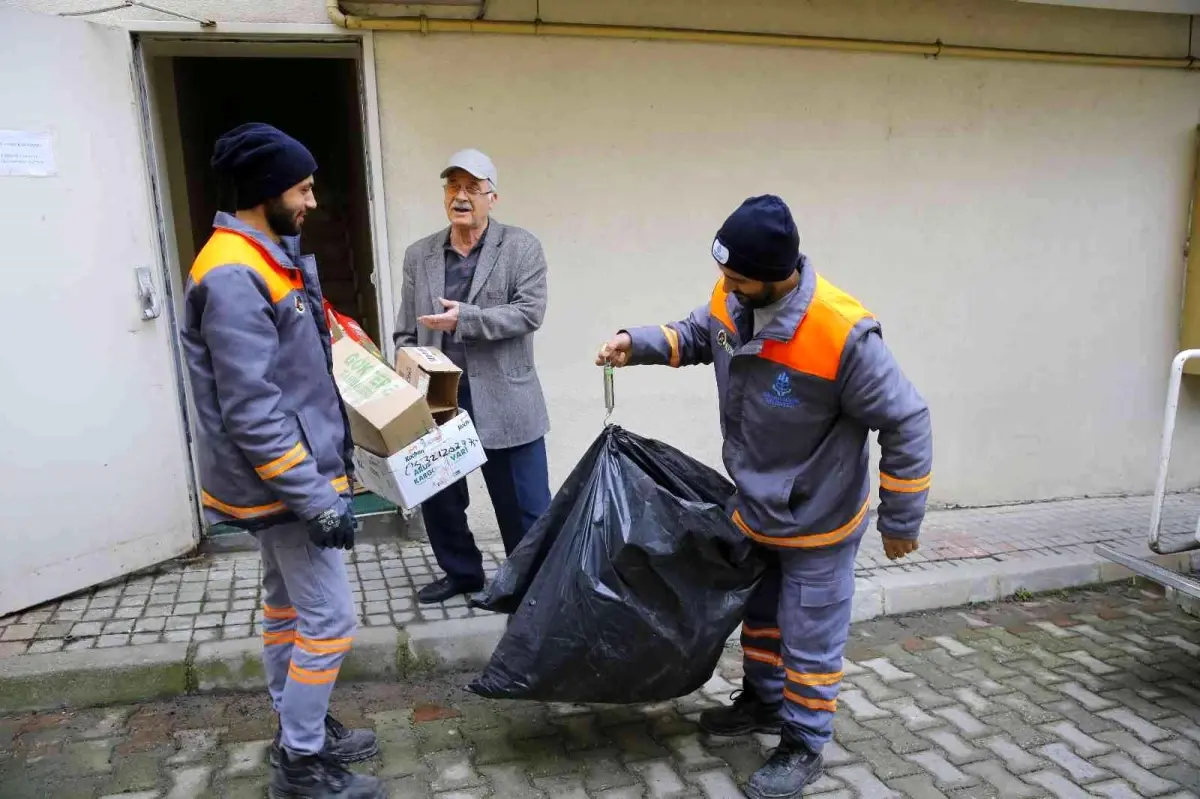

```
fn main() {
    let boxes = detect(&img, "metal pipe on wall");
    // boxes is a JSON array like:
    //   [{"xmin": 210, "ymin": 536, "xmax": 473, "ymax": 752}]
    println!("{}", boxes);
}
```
[{"xmin": 326, "ymin": 0, "xmax": 1197, "ymax": 70}]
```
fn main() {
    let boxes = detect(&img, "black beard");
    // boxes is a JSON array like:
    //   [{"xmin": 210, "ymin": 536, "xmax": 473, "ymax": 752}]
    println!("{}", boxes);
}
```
[
  {"xmin": 265, "ymin": 197, "xmax": 301, "ymax": 238},
  {"xmin": 737, "ymin": 288, "xmax": 776, "ymax": 309}
]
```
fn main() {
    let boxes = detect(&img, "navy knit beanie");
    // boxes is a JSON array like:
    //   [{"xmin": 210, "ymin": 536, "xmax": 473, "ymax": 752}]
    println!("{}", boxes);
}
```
[
  {"xmin": 210, "ymin": 123, "xmax": 317, "ymax": 210},
  {"xmin": 711, "ymin": 195, "xmax": 801, "ymax": 282}
]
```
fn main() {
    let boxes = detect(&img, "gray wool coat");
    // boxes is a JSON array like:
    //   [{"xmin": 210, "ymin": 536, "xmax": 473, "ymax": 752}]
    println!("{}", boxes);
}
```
[{"xmin": 393, "ymin": 220, "xmax": 550, "ymax": 451}]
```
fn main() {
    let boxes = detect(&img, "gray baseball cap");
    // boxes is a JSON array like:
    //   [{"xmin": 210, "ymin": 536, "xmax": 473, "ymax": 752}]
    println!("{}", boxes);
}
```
[{"xmin": 440, "ymin": 148, "xmax": 497, "ymax": 190}]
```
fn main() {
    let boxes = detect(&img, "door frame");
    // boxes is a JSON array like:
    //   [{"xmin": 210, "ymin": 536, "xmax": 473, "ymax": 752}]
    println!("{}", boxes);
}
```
[
  {"xmin": 123, "ymin": 21, "xmax": 397, "ymax": 532},
  {"xmin": 129, "ymin": 22, "xmax": 395, "ymax": 352}
]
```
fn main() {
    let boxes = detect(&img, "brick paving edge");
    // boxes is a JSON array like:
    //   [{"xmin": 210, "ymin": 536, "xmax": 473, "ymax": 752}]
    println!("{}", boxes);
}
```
[{"xmin": 1, "ymin": 552, "xmax": 1192, "ymax": 713}]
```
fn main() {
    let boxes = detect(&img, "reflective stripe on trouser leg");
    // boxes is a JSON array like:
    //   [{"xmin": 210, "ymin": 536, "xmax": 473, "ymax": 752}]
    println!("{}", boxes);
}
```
[
  {"xmin": 740, "ymin": 551, "xmax": 785, "ymax": 704},
  {"xmin": 777, "ymin": 532, "xmax": 863, "ymax": 753},
  {"xmin": 257, "ymin": 533, "xmax": 296, "ymax": 711},
  {"xmin": 259, "ymin": 522, "xmax": 357, "ymax": 755}
]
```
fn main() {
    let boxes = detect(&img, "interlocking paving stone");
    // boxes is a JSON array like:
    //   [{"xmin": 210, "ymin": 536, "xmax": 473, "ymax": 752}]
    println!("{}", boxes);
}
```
[{"xmin": 2, "ymin": 578, "xmax": 1200, "ymax": 797}]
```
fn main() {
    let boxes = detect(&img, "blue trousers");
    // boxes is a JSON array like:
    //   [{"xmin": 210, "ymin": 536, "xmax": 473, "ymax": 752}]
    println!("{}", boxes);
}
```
[
  {"xmin": 740, "ymin": 533, "xmax": 862, "ymax": 753},
  {"xmin": 421, "ymin": 387, "xmax": 552, "ymax": 586},
  {"xmin": 257, "ymin": 521, "xmax": 357, "ymax": 755}
]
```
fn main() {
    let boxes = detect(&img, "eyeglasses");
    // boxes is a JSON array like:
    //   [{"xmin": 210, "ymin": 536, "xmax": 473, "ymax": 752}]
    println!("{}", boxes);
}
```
[{"xmin": 443, "ymin": 181, "xmax": 493, "ymax": 197}]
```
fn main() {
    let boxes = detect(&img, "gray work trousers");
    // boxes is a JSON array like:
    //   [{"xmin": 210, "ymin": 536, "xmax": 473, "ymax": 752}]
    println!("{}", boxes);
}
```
[
  {"xmin": 256, "ymin": 521, "xmax": 357, "ymax": 755},
  {"xmin": 740, "ymin": 527, "xmax": 864, "ymax": 753}
]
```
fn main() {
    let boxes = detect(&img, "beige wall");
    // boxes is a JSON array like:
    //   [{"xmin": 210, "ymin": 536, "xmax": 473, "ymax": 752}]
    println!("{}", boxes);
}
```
[
  {"xmin": 372, "ymin": 1, "xmax": 1200, "ymax": 520},
  {"xmin": 13, "ymin": 0, "xmax": 1196, "ymax": 55},
  {"xmin": 12, "ymin": 0, "xmax": 1200, "ymax": 523}
]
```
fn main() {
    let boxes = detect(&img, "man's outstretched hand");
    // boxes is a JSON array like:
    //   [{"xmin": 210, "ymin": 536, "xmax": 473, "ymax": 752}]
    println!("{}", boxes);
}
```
[
  {"xmin": 596, "ymin": 333, "xmax": 633, "ymax": 367},
  {"xmin": 418, "ymin": 298, "xmax": 461, "ymax": 332}
]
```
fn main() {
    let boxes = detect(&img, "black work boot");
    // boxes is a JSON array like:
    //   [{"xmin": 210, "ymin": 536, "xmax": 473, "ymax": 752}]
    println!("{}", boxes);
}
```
[
  {"xmin": 743, "ymin": 730, "xmax": 825, "ymax": 799},
  {"xmin": 698, "ymin": 687, "xmax": 783, "ymax": 737},
  {"xmin": 268, "ymin": 748, "xmax": 388, "ymax": 798},
  {"xmin": 322, "ymin": 714, "xmax": 379, "ymax": 763},
  {"xmin": 271, "ymin": 714, "xmax": 379, "ymax": 767}
]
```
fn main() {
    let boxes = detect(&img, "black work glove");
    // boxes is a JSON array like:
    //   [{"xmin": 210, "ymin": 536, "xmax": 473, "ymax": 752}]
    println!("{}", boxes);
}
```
[{"xmin": 307, "ymin": 505, "xmax": 356, "ymax": 550}]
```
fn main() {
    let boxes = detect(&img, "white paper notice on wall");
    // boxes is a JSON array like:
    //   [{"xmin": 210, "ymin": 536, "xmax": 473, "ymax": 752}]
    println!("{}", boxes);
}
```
[{"xmin": 0, "ymin": 130, "xmax": 56, "ymax": 177}]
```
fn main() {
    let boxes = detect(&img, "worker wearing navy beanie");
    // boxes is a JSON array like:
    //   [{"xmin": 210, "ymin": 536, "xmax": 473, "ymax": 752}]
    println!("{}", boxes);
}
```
[
  {"xmin": 183, "ymin": 123, "xmax": 388, "ymax": 798},
  {"xmin": 711, "ymin": 194, "xmax": 802, "ymax": 285},
  {"xmin": 599, "ymin": 194, "xmax": 933, "ymax": 799},
  {"xmin": 211, "ymin": 122, "xmax": 319, "ymax": 212}
]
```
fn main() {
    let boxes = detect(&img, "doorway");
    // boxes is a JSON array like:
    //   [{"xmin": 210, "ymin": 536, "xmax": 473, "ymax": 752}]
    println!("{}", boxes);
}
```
[
  {"xmin": 153, "ymin": 52, "xmax": 380, "ymax": 342},
  {"xmin": 138, "ymin": 40, "xmax": 402, "ymax": 538}
]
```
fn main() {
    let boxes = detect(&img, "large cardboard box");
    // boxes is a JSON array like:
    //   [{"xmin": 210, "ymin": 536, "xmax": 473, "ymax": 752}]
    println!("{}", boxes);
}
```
[
  {"xmin": 394, "ymin": 347, "xmax": 462, "ymax": 422},
  {"xmin": 332, "ymin": 337, "xmax": 435, "ymax": 456},
  {"xmin": 352, "ymin": 410, "xmax": 487, "ymax": 511}
]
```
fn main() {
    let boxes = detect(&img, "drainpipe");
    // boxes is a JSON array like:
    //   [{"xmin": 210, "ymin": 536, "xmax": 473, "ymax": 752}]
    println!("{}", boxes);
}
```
[
  {"xmin": 326, "ymin": 0, "xmax": 1197, "ymax": 70},
  {"xmin": 326, "ymin": 0, "xmax": 349, "ymax": 28}
]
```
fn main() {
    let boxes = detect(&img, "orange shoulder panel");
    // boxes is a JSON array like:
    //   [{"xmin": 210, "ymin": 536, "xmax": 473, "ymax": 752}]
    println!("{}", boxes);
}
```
[
  {"xmin": 709, "ymin": 279, "xmax": 736, "ymax": 332},
  {"xmin": 190, "ymin": 230, "xmax": 301, "ymax": 304},
  {"xmin": 759, "ymin": 275, "xmax": 873, "ymax": 381}
]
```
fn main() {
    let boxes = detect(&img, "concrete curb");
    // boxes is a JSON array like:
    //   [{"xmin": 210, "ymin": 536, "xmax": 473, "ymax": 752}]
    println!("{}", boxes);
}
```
[
  {"xmin": 0, "ymin": 617, "xmax": 505, "ymax": 713},
  {"xmin": 857, "ymin": 549, "xmax": 1195, "ymax": 620},
  {"xmin": 0, "ymin": 643, "xmax": 190, "ymax": 712},
  {"xmin": 406, "ymin": 615, "xmax": 507, "ymax": 673},
  {"xmin": 191, "ymin": 626, "xmax": 409, "ymax": 694},
  {"xmin": 0, "ymin": 552, "xmax": 1192, "ymax": 712}
]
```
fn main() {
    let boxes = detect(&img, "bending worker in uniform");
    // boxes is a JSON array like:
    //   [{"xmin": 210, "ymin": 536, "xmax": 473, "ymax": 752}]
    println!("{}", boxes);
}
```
[
  {"xmin": 182, "ymin": 122, "xmax": 386, "ymax": 799},
  {"xmin": 597, "ymin": 194, "xmax": 932, "ymax": 799}
]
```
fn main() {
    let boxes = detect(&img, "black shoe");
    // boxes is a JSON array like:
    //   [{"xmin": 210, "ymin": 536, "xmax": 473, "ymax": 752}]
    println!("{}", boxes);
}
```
[
  {"xmin": 744, "ymin": 732, "xmax": 825, "ymax": 799},
  {"xmin": 268, "ymin": 748, "xmax": 387, "ymax": 798},
  {"xmin": 270, "ymin": 714, "xmax": 379, "ymax": 767},
  {"xmin": 698, "ymin": 687, "xmax": 784, "ymax": 737},
  {"xmin": 417, "ymin": 576, "xmax": 483, "ymax": 605}
]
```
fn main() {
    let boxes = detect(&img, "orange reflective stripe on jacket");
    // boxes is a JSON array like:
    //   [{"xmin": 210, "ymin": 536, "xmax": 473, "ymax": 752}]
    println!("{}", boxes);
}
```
[
  {"xmin": 880, "ymin": 471, "xmax": 932, "ymax": 493},
  {"xmin": 201, "ymin": 477, "xmax": 351, "ymax": 520},
  {"xmin": 255, "ymin": 442, "xmax": 309, "ymax": 481},
  {"xmin": 732, "ymin": 499, "xmax": 869, "ymax": 549}
]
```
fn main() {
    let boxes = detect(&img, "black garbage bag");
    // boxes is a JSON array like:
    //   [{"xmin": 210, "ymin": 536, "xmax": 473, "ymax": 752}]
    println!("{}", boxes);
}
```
[{"xmin": 466, "ymin": 425, "xmax": 766, "ymax": 704}]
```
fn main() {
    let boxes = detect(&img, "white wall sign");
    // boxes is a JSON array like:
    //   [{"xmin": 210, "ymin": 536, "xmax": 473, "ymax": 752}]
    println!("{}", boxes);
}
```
[{"xmin": 0, "ymin": 130, "xmax": 56, "ymax": 177}]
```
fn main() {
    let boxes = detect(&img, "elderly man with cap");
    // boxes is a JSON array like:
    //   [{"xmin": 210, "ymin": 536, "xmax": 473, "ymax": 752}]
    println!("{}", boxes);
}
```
[
  {"xmin": 181, "ymin": 122, "xmax": 386, "ymax": 799},
  {"xmin": 394, "ymin": 148, "xmax": 552, "ymax": 604},
  {"xmin": 596, "ymin": 195, "xmax": 933, "ymax": 799}
]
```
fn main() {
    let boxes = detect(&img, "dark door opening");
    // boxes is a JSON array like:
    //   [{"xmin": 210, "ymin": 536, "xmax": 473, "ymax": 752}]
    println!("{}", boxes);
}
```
[
  {"xmin": 169, "ymin": 55, "xmax": 380, "ymax": 343},
  {"xmin": 147, "ymin": 49, "xmax": 404, "ymax": 538}
]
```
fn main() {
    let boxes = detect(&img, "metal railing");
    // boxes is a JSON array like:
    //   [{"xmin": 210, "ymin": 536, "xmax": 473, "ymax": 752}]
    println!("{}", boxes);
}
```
[{"xmin": 1145, "ymin": 349, "xmax": 1200, "ymax": 554}]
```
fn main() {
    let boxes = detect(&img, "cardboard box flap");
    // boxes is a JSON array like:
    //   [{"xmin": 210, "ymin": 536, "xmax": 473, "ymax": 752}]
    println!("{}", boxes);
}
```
[
  {"xmin": 395, "ymin": 346, "xmax": 461, "ymax": 415},
  {"xmin": 406, "ymin": 347, "xmax": 460, "ymax": 373}
]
